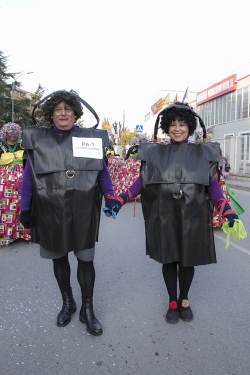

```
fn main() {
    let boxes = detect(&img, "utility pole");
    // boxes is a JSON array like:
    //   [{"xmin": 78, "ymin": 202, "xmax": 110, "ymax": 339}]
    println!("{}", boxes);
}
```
[{"xmin": 122, "ymin": 110, "xmax": 125, "ymax": 131}]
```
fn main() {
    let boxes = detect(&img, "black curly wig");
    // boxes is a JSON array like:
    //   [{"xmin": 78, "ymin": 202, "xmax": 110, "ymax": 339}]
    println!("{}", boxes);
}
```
[
  {"xmin": 160, "ymin": 102, "xmax": 197, "ymax": 136},
  {"xmin": 42, "ymin": 90, "xmax": 83, "ymax": 123}
]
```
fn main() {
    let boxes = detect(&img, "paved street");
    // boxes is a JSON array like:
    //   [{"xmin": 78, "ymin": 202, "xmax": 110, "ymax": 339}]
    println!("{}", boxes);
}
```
[{"xmin": 1, "ymin": 190, "xmax": 250, "ymax": 375}]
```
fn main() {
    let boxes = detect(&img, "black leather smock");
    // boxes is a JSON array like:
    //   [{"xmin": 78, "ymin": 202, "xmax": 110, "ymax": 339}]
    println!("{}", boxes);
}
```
[
  {"xmin": 22, "ymin": 126, "xmax": 109, "ymax": 254},
  {"xmin": 137, "ymin": 141, "xmax": 221, "ymax": 267}
]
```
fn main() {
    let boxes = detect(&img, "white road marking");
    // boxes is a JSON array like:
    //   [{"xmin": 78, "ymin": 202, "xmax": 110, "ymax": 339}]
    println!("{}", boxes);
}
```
[{"xmin": 215, "ymin": 234, "xmax": 250, "ymax": 256}]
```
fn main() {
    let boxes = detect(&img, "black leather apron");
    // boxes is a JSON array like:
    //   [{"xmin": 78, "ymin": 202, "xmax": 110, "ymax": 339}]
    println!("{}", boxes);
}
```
[
  {"xmin": 22, "ymin": 126, "xmax": 109, "ymax": 254},
  {"xmin": 137, "ymin": 142, "xmax": 221, "ymax": 266}
]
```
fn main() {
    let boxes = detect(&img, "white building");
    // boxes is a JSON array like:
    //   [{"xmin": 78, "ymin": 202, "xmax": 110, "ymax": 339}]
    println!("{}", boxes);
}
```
[
  {"xmin": 192, "ymin": 74, "xmax": 250, "ymax": 175},
  {"xmin": 143, "ymin": 74, "xmax": 250, "ymax": 175}
]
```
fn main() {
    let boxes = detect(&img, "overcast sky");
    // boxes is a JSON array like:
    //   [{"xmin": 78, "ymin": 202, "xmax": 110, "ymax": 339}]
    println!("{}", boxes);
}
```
[{"xmin": 1, "ymin": 0, "xmax": 249, "ymax": 129}]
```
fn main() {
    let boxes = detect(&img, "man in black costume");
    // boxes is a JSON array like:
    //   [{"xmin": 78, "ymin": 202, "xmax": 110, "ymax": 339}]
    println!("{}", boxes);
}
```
[{"xmin": 20, "ymin": 90, "xmax": 117, "ymax": 335}]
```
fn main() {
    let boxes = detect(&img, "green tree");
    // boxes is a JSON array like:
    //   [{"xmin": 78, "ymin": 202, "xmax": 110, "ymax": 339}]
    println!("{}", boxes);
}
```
[
  {"xmin": 30, "ymin": 84, "xmax": 48, "ymax": 126},
  {"xmin": 102, "ymin": 117, "xmax": 112, "ymax": 131},
  {"xmin": 31, "ymin": 83, "xmax": 45, "ymax": 106},
  {"xmin": 0, "ymin": 51, "xmax": 34, "ymax": 127},
  {"xmin": 120, "ymin": 130, "xmax": 139, "ymax": 158},
  {"xmin": 13, "ymin": 96, "xmax": 33, "ymax": 127},
  {"xmin": 0, "ymin": 51, "xmax": 14, "ymax": 126}
]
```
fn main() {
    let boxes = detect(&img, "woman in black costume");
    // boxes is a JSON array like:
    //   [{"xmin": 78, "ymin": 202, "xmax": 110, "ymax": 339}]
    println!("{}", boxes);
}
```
[{"xmin": 104, "ymin": 102, "xmax": 238, "ymax": 324}]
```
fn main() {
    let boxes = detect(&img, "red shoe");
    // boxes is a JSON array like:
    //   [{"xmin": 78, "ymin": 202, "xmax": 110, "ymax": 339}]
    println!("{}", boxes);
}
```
[{"xmin": 165, "ymin": 300, "xmax": 179, "ymax": 324}]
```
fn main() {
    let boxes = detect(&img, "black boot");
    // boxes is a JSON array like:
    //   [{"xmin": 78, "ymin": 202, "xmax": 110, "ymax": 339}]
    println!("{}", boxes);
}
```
[
  {"xmin": 57, "ymin": 288, "xmax": 76, "ymax": 327},
  {"xmin": 79, "ymin": 298, "xmax": 103, "ymax": 336}
]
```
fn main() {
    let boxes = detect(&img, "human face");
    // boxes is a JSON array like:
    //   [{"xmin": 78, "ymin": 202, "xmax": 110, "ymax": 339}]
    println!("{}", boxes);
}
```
[
  {"xmin": 168, "ymin": 119, "xmax": 189, "ymax": 143},
  {"xmin": 6, "ymin": 131, "xmax": 19, "ymax": 145},
  {"xmin": 52, "ymin": 101, "xmax": 76, "ymax": 130}
]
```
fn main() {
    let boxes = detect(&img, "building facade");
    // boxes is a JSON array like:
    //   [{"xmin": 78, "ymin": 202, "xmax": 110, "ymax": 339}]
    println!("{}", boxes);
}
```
[
  {"xmin": 193, "ymin": 74, "xmax": 250, "ymax": 175},
  {"xmin": 143, "ymin": 74, "xmax": 250, "ymax": 175}
]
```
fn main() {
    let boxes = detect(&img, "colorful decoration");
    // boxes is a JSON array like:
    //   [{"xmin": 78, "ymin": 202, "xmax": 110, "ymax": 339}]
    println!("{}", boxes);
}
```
[
  {"xmin": 222, "ymin": 219, "xmax": 247, "ymax": 249},
  {"xmin": 0, "ymin": 164, "xmax": 31, "ymax": 246},
  {"xmin": 226, "ymin": 186, "xmax": 245, "ymax": 215},
  {"xmin": 137, "ymin": 133, "xmax": 149, "ymax": 143},
  {"xmin": 194, "ymin": 130, "xmax": 212, "ymax": 143},
  {"xmin": 108, "ymin": 157, "xmax": 141, "ymax": 196},
  {"xmin": 212, "ymin": 176, "xmax": 231, "ymax": 228}
]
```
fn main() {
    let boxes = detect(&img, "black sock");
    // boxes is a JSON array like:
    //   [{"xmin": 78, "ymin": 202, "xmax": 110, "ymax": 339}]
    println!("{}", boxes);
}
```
[
  {"xmin": 52, "ymin": 255, "xmax": 71, "ymax": 294},
  {"xmin": 178, "ymin": 265, "xmax": 195, "ymax": 301},
  {"xmin": 77, "ymin": 259, "xmax": 95, "ymax": 299},
  {"xmin": 162, "ymin": 262, "xmax": 178, "ymax": 302}
]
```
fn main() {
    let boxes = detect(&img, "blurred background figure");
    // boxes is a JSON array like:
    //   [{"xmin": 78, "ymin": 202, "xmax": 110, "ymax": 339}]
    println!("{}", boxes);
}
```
[
  {"xmin": 105, "ymin": 139, "xmax": 120, "ymax": 165},
  {"xmin": 125, "ymin": 134, "xmax": 149, "ymax": 160},
  {"xmin": 0, "ymin": 122, "xmax": 30, "ymax": 246},
  {"xmin": 221, "ymin": 156, "xmax": 231, "ymax": 178},
  {"xmin": 124, "ymin": 136, "xmax": 139, "ymax": 160},
  {"xmin": 125, "ymin": 143, "xmax": 130, "ymax": 155}
]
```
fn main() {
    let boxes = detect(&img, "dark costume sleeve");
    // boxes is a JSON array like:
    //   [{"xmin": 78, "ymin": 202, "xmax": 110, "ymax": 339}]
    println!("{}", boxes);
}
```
[
  {"xmin": 97, "ymin": 161, "xmax": 114, "ymax": 196},
  {"xmin": 127, "ymin": 174, "xmax": 142, "ymax": 198},
  {"xmin": 21, "ymin": 159, "xmax": 34, "ymax": 210},
  {"xmin": 208, "ymin": 177, "xmax": 225, "ymax": 206}
]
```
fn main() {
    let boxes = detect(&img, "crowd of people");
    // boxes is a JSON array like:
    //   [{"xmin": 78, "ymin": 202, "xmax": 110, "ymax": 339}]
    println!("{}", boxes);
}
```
[{"xmin": 0, "ymin": 93, "xmax": 244, "ymax": 335}]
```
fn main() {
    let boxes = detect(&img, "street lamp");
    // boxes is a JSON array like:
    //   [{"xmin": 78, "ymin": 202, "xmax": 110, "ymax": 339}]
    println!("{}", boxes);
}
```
[{"xmin": 11, "ymin": 72, "xmax": 33, "ymax": 122}]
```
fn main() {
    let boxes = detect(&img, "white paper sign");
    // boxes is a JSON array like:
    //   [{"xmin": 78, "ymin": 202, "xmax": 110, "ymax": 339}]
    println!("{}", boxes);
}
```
[{"xmin": 72, "ymin": 137, "xmax": 103, "ymax": 159}]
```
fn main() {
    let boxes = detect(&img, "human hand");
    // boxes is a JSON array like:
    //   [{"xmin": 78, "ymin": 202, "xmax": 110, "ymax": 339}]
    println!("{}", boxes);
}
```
[
  {"xmin": 103, "ymin": 193, "xmax": 128, "ymax": 219},
  {"xmin": 20, "ymin": 210, "xmax": 35, "ymax": 228},
  {"xmin": 223, "ymin": 203, "xmax": 238, "ymax": 227}
]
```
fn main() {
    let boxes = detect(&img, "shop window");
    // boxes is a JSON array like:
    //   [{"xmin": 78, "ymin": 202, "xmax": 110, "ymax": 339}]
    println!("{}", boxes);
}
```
[
  {"xmin": 227, "ymin": 93, "xmax": 231, "ymax": 122},
  {"xmin": 210, "ymin": 100, "xmax": 214, "ymax": 125},
  {"xmin": 222, "ymin": 95, "xmax": 227, "ymax": 123},
  {"xmin": 248, "ymin": 87, "xmax": 250, "ymax": 117},
  {"xmin": 206, "ymin": 102, "xmax": 211, "ymax": 126},
  {"xmin": 231, "ymin": 91, "xmax": 236, "ymax": 121},
  {"xmin": 199, "ymin": 104, "xmax": 204, "ymax": 120},
  {"xmin": 218, "ymin": 97, "xmax": 223, "ymax": 123},
  {"xmin": 224, "ymin": 133, "xmax": 233, "ymax": 159},
  {"xmin": 214, "ymin": 99, "xmax": 218, "ymax": 125},
  {"xmin": 242, "ymin": 87, "xmax": 249, "ymax": 119},
  {"xmin": 236, "ymin": 88, "xmax": 242, "ymax": 120},
  {"xmin": 239, "ymin": 132, "xmax": 250, "ymax": 161},
  {"xmin": 195, "ymin": 106, "xmax": 200, "ymax": 117}
]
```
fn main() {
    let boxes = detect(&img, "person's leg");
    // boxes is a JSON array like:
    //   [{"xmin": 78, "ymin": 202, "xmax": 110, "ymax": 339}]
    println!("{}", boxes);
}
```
[
  {"xmin": 53, "ymin": 254, "xmax": 76, "ymax": 327},
  {"xmin": 162, "ymin": 262, "xmax": 179, "ymax": 323},
  {"xmin": 77, "ymin": 256, "xmax": 102, "ymax": 336},
  {"xmin": 178, "ymin": 265, "xmax": 195, "ymax": 322},
  {"xmin": 53, "ymin": 254, "xmax": 71, "ymax": 293},
  {"xmin": 77, "ymin": 259, "xmax": 95, "ymax": 299}
]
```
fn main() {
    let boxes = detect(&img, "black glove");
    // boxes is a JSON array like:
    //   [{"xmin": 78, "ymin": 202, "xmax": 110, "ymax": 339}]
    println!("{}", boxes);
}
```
[
  {"xmin": 103, "ymin": 193, "xmax": 128, "ymax": 218},
  {"xmin": 20, "ymin": 210, "xmax": 34, "ymax": 228},
  {"xmin": 223, "ymin": 203, "xmax": 238, "ymax": 227}
]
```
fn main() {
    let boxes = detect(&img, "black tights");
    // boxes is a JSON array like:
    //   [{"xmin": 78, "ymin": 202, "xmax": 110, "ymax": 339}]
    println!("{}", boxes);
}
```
[
  {"xmin": 162, "ymin": 262, "xmax": 194, "ymax": 302},
  {"xmin": 52, "ymin": 255, "xmax": 95, "ymax": 298}
]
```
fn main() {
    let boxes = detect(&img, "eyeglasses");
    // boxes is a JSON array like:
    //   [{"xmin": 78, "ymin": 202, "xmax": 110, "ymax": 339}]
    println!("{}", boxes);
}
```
[{"xmin": 54, "ymin": 106, "xmax": 73, "ymax": 115}]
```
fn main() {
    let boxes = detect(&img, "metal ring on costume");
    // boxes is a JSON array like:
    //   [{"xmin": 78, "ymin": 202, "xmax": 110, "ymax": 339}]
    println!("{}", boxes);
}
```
[
  {"xmin": 66, "ymin": 170, "xmax": 75, "ymax": 179},
  {"xmin": 173, "ymin": 190, "xmax": 183, "ymax": 199}
]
